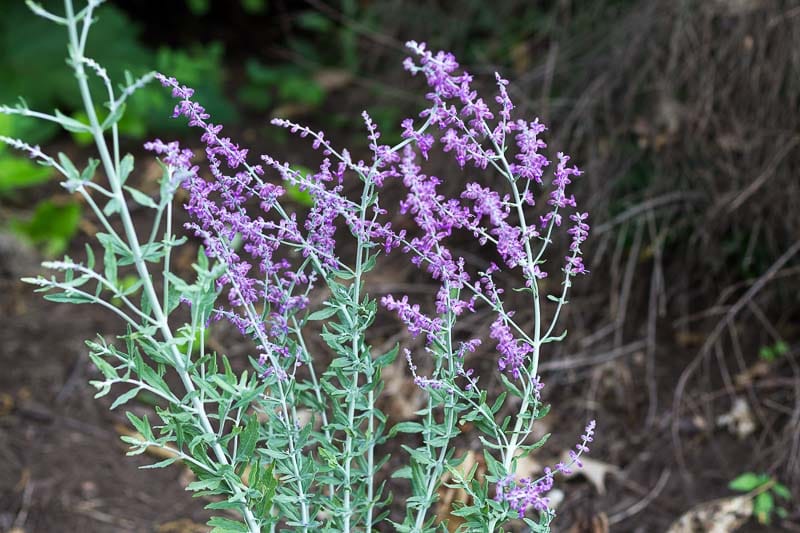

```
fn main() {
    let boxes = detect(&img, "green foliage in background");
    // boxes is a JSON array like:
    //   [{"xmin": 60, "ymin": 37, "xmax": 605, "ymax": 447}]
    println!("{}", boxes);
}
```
[
  {"xmin": 0, "ymin": 115, "xmax": 54, "ymax": 195},
  {"xmin": 0, "ymin": 1, "xmax": 235, "ymax": 143},
  {"xmin": 729, "ymin": 472, "xmax": 793, "ymax": 525},
  {"xmin": 10, "ymin": 199, "xmax": 82, "ymax": 256},
  {"xmin": 238, "ymin": 60, "xmax": 325, "ymax": 112},
  {"xmin": 0, "ymin": 0, "xmax": 235, "ymax": 255},
  {"xmin": 186, "ymin": 0, "xmax": 268, "ymax": 16},
  {"xmin": 758, "ymin": 340, "xmax": 789, "ymax": 362}
]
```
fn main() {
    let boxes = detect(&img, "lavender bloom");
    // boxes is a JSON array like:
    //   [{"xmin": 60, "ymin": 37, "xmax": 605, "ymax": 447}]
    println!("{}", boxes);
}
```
[
  {"xmin": 382, "ymin": 295, "xmax": 443, "ymax": 342},
  {"xmin": 510, "ymin": 120, "xmax": 549, "ymax": 183},
  {"xmin": 387, "ymin": 41, "xmax": 592, "ymax": 379},
  {"xmin": 14, "ymin": 3, "xmax": 607, "ymax": 526},
  {"xmin": 459, "ymin": 183, "xmax": 530, "ymax": 269},
  {"xmin": 401, "ymin": 118, "xmax": 434, "ymax": 159},
  {"xmin": 397, "ymin": 146, "xmax": 469, "ymax": 288},
  {"xmin": 539, "ymin": 153, "xmax": 580, "ymax": 232},
  {"xmin": 158, "ymin": 43, "xmax": 592, "ymax": 521},
  {"xmin": 153, "ymin": 74, "xmax": 316, "ymax": 355},
  {"xmin": 144, "ymin": 138, "xmax": 197, "ymax": 175},
  {"xmin": 564, "ymin": 212, "xmax": 590, "ymax": 277},
  {"xmin": 490, "ymin": 316, "xmax": 533, "ymax": 379},
  {"xmin": 568, "ymin": 212, "xmax": 590, "ymax": 251},
  {"xmin": 403, "ymin": 41, "xmax": 495, "ymax": 170},
  {"xmin": 496, "ymin": 420, "xmax": 596, "ymax": 518},
  {"xmin": 495, "ymin": 469, "xmax": 555, "ymax": 518},
  {"xmin": 404, "ymin": 349, "xmax": 447, "ymax": 391},
  {"xmin": 268, "ymin": 118, "xmax": 406, "ymax": 255},
  {"xmin": 159, "ymin": 39, "xmax": 592, "ymax": 386}
]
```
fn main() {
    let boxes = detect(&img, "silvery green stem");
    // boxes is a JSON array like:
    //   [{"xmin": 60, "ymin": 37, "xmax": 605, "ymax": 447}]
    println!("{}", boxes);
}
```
[
  {"xmin": 342, "ymin": 177, "xmax": 374, "ymax": 532},
  {"xmin": 63, "ymin": 2, "xmax": 259, "ymax": 530},
  {"xmin": 411, "ymin": 288, "xmax": 457, "ymax": 532},
  {"xmin": 412, "ymin": 396, "xmax": 457, "ymax": 533}
]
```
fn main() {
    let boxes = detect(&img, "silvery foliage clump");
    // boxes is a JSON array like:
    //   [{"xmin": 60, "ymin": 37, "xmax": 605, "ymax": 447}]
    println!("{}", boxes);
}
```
[{"xmin": 5, "ymin": 1, "xmax": 596, "ymax": 531}]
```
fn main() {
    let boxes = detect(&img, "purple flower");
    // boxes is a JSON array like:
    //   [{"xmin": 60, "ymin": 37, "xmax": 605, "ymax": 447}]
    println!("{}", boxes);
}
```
[
  {"xmin": 401, "ymin": 118, "xmax": 435, "ymax": 159},
  {"xmin": 496, "ymin": 420, "xmax": 597, "ymax": 518},
  {"xmin": 495, "ymin": 469, "xmax": 555, "ymax": 518},
  {"xmin": 382, "ymin": 295, "xmax": 442, "ymax": 342},
  {"xmin": 509, "ymin": 119, "xmax": 549, "ymax": 183},
  {"xmin": 153, "ymin": 74, "xmax": 319, "ymax": 353},
  {"xmin": 143, "ymin": 138, "xmax": 197, "ymax": 177},
  {"xmin": 404, "ymin": 348, "xmax": 447, "ymax": 391},
  {"xmin": 490, "ymin": 316, "xmax": 533, "ymax": 379},
  {"xmin": 154, "ymin": 40, "xmax": 592, "ymax": 401}
]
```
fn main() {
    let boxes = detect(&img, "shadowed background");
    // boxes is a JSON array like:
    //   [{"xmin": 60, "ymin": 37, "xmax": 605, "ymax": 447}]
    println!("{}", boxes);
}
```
[{"xmin": 1, "ymin": 0, "xmax": 799, "ymax": 531}]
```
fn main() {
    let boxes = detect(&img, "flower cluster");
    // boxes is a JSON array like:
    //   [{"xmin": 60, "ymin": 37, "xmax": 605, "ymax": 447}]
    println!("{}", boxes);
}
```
[
  {"xmin": 155, "ymin": 40, "xmax": 595, "ymax": 525},
  {"xmin": 155, "ymin": 75, "xmax": 411, "ymax": 373},
  {"xmin": 153, "ymin": 75, "xmax": 319, "ymax": 366},
  {"xmin": 490, "ymin": 315, "xmax": 533, "ymax": 379},
  {"xmin": 495, "ymin": 420, "xmax": 596, "ymax": 517},
  {"xmin": 495, "ymin": 469, "xmax": 555, "ymax": 517},
  {"xmin": 383, "ymin": 41, "xmax": 591, "ymax": 383},
  {"xmin": 11, "ymin": 0, "xmax": 603, "ymax": 528},
  {"xmin": 381, "ymin": 294, "xmax": 443, "ymax": 341}
]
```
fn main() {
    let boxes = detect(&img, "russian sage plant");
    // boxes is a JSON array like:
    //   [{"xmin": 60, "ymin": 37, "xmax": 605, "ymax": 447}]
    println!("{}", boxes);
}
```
[{"xmin": 5, "ymin": 2, "xmax": 596, "ymax": 532}]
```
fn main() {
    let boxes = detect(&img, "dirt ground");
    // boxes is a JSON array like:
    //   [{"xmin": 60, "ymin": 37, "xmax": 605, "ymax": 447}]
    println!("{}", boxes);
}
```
[{"xmin": 0, "ymin": 254, "xmax": 216, "ymax": 532}]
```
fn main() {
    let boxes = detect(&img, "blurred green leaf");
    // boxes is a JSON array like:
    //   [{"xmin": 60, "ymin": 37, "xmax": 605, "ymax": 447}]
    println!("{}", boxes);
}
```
[
  {"xmin": 754, "ymin": 491, "xmax": 774, "ymax": 525},
  {"xmin": 277, "ymin": 74, "xmax": 324, "ymax": 107},
  {"xmin": 207, "ymin": 516, "xmax": 250, "ymax": 533},
  {"xmin": 285, "ymin": 165, "xmax": 314, "ymax": 207},
  {"xmin": 297, "ymin": 11, "xmax": 333, "ymax": 33},
  {"xmin": 245, "ymin": 59, "xmax": 281, "ymax": 85},
  {"xmin": 771, "ymin": 483, "xmax": 792, "ymax": 500},
  {"xmin": 69, "ymin": 110, "xmax": 94, "ymax": 146},
  {"xmin": 284, "ymin": 184, "xmax": 314, "ymax": 207},
  {"xmin": 237, "ymin": 85, "xmax": 272, "ymax": 112},
  {"xmin": 0, "ymin": 2, "xmax": 151, "ymax": 143},
  {"xmin": 240, "ymin": 61, "xmax": 325, "ymax": 111},
  {"xmin": 0, "ymin": 154, "xmax": 53, "ymax": 196},
  {"xmin": 759, "ymin": 341, "xmax": 789, "ymax": 361},
  {"xmin": 10, "ymin": 199, "xmax": 82, "ymax": 256},
  {"xmin": 367, "ymin": 105, "xmax": 403, "ymax": 145},
  {"xmin": 241, "ymin": 0, "xmax": 267, "ymax": 14},
  {"xmin": 728, "ymin": 472, "xmax": 770, "ymax": 492},
  {"xmin": 2, "ymin": 2, "xmax": 234, "ymax": 144},
  {"xmin": 186, "ymin": 0, "xmax": 211, "ymax": 15},
  {"xmin": 759, "ymin": 345, "xmax": 776, "ymax": 361}
]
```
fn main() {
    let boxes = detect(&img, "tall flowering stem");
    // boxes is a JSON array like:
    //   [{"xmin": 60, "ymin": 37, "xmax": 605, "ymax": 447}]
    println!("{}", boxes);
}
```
[
  {"xmin": 8, "ymin": 2, "xmax": 597, "ymax": 530},
  {"xmin": 9, "ymin": 1, "xmax": 262, "ymax": 530},
  {"xmin": 386, "ymin": 42, "xmax": 594, "ymax": 530}
]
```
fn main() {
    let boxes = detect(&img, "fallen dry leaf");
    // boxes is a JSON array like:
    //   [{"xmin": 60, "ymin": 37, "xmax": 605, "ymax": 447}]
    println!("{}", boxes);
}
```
[
  {"xmin": 676, "ymin": 331, "xmax": 707, "ymax": 348},
  {"xmin": 548, "ymin": 488, "xmax": 565, "ymax": 510},
  {"xmin": 0, "ymin": 392, "xmax": 14, "ymax": 416},
  {"xmin": 559, "ymin": 452, "xmax": 619, "ymax": 495},
  {"xmin": 666, "ymin": 495, "xmax": 753, "ymax": 533},
  {"xmin": 734, "ymin": 360, "xmax": 771, "ymax": 386},
  {"xmin": 716, "ymin": 397, "xmax": 756, "ymax": 439},
  {"xmin": 514, "ymin": 450, "xmax": 544, "ymax": 478}
]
